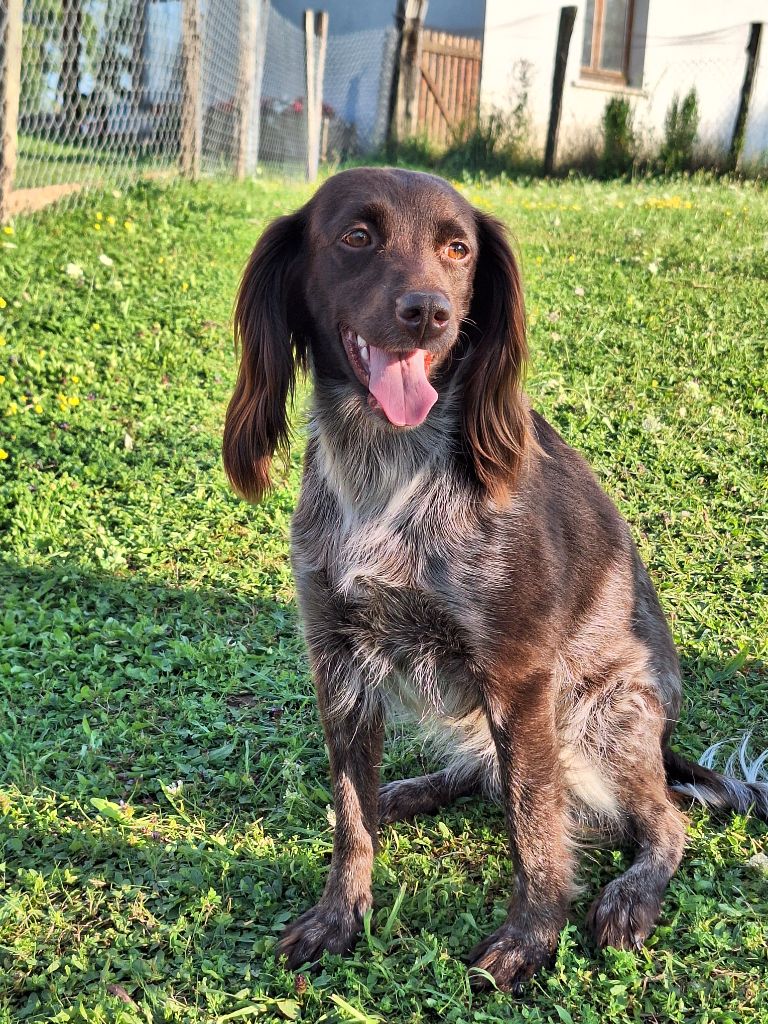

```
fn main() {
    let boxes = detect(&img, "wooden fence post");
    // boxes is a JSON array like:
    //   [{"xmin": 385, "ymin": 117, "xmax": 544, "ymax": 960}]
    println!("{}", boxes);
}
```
[
  {"xmin": 244, "ymin": 0, "xmax": 269, "ymax": 176},
  {"xmin": 544, "ymin": 5, "xmax": 577, "ymax": 176},
  {"xmin": 304, "ymin": 9, "xmax": 328, "ymax": 182},
  {"xmin": 180, "ymin": 0, "xmax": 202, "ymax": 179},
  {"xmin": 729, "ymin": 22, "xmax": 763, "ymax": 169},
  {"xmin": 0, "ymin": 0, "xmax": 22, "ymax": 222},
  {"xmin": 236, "ymin": 0, "xmax": 258, "ymax": 179},
  {"xmin": 387, "ymin": 0, "xmax": 428, "ymax": 149}
]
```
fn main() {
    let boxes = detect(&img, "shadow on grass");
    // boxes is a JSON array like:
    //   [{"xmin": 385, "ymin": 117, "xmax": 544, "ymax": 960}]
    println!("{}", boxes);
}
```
[
  {"xmin": 3, "ymin": 556, "xmax": 767, "ymax": 1019},
  {"xmin": 3, "ymin": 555, "xmax": 765, "ymax": 820}
]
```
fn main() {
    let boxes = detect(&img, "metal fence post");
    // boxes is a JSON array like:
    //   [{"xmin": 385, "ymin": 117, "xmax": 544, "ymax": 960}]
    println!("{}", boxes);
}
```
[
  {"xmin": 0, "ymin": 0, "xmax": 22, "ymax": 222},
  {"xmin": 729, "ymin": 22, "xmax": 763, "ymax": 170},
  {"xmin": 544, "ymin": 6, "xmax": 577, "ymax": 176},
  {"xmin": 180, "ymin": 0, "xmax": 202, "ymax": 179}
]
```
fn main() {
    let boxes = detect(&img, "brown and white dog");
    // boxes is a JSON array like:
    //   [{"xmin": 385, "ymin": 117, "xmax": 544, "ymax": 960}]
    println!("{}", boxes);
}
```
[{"xmin": 223, "ymin": 168, "xmax": 767, "ymax": 993}]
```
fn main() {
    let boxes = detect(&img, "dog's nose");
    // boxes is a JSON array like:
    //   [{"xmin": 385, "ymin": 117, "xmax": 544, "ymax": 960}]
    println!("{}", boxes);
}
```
[{"xmin": 395, "ymin": 291, "xmax": 452, "ymax": 340}]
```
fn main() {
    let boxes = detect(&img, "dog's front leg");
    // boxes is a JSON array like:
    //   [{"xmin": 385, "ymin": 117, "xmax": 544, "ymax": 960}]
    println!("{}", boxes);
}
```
[
  {"xmin": 278, "ymin": 646, "xmax": 383, "ymax": 969},
  {"xmin": 468, "ymin": 672, "xmax": 575, "ymax": 993}
]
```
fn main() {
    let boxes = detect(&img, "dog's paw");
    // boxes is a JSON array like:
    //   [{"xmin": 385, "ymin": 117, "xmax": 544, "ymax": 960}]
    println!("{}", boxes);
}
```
[
  {"xmin": 277, "ymin": 902, "xmax": 365, "ymax": 970},
  {"xmin": 466, "ymin": 924, "xmax": 557, "ymax": 994},
  {"xmin": 378, "ymin": 779, "xmax": 420, "ymax": 823},
  {"xmin": 586, "ymin": 876, "xmax": 662, "ymax": 950}
]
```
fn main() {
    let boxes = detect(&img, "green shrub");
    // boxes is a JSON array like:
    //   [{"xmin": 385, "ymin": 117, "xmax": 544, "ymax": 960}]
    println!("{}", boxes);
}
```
[
  {"xmin": 440, "ymin": 110, "xmax": 512, "ymax": 175},
  {"xmin": 440, "ymin": 61, "xmax": 534, "ymax": 177},
  {"xmin": 385, "ymin": 132, "xmax": 438, "ymax": 168},
  {"xmin": 659, "ymin": 89, "xmax": 699, "ymax": 173},
  {"xmin": 600, "ymin": 97, "xmax": 636, "ymax": 178}
]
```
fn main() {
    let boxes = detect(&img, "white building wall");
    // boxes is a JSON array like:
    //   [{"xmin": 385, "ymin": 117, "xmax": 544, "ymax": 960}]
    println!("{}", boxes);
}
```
[{"xmin": 480, "ymin": 0, "xmax": 768, "ymax": 165}]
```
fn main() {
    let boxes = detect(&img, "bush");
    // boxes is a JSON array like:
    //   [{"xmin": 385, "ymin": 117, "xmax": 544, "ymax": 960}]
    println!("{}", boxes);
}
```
[
  {"xmin": 600, "ymin": 97, "xmax": 636, "ymax": 178},
  {"xmin": 659, "ymin": 89, "xmax": 699, "ymax": 173},
  {"xmin": 440, "ymin": 110, "xmax": 514, "ymax": 175},
  {"xmin": 440, "ymin": 61, "xmax": 534, "ymax": 177}
]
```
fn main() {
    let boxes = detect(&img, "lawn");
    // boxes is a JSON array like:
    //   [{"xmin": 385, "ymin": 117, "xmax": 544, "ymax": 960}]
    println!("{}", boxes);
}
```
[
  {"xmin": 0, "ymin": 172, "xmax": 766, "ymax": 1023},
  {"xmin": 14, "ymin": 136, "xmax": 177, "ymax": 192}
]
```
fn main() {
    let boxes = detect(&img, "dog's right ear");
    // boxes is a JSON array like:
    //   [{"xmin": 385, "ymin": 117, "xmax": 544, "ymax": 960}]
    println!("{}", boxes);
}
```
[{"xmin": 223, "ymin": 209, "xmax": 307, "ymax": 502}]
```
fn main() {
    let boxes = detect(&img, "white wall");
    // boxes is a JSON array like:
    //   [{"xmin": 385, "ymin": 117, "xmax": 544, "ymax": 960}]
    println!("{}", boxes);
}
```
[{"xmin": 480, "ymin": 0, "xmax": 768, "ymax": 164}]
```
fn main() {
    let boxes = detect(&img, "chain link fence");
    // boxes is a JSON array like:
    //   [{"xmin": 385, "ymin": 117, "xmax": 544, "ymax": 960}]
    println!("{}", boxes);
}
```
[
  {"xmin": 0, "ymin": 0, "xmax": 398, "ymax": 218},
  {"xmin": 1, "ymin": 2, "xmax": 766, "ymax": 220}
]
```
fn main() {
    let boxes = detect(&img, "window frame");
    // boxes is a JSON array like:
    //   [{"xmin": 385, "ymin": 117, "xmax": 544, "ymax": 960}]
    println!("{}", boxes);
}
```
[{"xmin": 580, "ymin": 0, "xmax": 636, "ymax": 84}]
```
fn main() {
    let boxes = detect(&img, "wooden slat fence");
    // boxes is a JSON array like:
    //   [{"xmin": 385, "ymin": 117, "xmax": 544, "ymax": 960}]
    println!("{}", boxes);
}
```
[{"xmin": 418, "ymin": 29, "xmax": 482, "ymax": 147}]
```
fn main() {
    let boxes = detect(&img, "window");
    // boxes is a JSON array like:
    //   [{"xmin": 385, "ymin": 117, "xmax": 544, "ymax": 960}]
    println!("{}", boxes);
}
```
[{"xmin": 581, "ymin": 0, "xmax": 634, "ymax": 82}]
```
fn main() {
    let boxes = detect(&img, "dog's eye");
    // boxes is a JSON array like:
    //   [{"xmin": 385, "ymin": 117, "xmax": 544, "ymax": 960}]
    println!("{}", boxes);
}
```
[
  {"xmin": 341, "ymin": 228, "xmax": 372, "ymax": 248},
  {"xmin": 446, "ymin": 241, "xmax": 469, "ymax": 261}
]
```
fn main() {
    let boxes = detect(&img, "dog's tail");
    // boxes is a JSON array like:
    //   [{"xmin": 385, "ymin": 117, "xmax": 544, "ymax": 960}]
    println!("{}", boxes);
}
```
[{"xmin": 664, "ymin": 736, "xmax": 768, "ymax": 822}]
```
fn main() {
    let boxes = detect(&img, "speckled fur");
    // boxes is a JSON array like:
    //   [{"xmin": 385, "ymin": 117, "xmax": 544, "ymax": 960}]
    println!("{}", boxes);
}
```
[{"xmin": 222, "ymin": 168, "xmax": 765, "ymax": 993}]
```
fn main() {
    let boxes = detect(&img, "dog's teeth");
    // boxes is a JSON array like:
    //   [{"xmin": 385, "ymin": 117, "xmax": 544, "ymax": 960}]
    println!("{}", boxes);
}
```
[
  {"xmin": 356, "ymin": 334, "xmax": 367, "ymax": 348},
  {"xmin": 360, "ymin": 346, "xmax": 369, "ymax": 364}
]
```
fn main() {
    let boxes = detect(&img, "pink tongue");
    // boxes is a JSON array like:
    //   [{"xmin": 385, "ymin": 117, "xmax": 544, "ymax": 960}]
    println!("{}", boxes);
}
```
[{"xmin": 367, "ymin": 345, "xmax": 438, "ymax": 427}]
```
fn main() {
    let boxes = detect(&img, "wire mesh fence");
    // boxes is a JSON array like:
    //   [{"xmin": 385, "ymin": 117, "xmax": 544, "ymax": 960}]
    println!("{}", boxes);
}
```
[
  {"xmin": 0, "ymin": 2, "xmax": 766, "ymax": 221},
  {"xmin": 0, "ymin": 0, "xmax": 399, "ymax": 218}
]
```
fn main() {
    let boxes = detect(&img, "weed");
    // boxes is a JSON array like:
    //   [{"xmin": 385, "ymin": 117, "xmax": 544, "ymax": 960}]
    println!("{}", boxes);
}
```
[
  {"xmin": 600, "ymin": 97, "xmax": 636, "ymax": 178},
  {"xmin": 659, "ymin": 90, "xmax": 700, "ymax": 173}
]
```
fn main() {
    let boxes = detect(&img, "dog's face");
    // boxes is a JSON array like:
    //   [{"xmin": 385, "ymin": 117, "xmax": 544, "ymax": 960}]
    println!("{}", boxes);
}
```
[
  {"xmin": 302, "ymin": 169, "xmax": 479, "ymax": 427},
  {"xmin": 224, "ymin": 167, "xmax": 530, "ymax": 503}
]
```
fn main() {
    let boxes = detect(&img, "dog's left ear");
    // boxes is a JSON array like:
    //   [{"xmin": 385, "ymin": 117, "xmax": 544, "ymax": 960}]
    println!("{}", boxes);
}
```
[
  {"xmin": 223, "ymin": 209, "xmax": 308, "ymax": 502},
  {"xmin": 462, "ymin": 211, "xmax": 531, "ymax": 503}
]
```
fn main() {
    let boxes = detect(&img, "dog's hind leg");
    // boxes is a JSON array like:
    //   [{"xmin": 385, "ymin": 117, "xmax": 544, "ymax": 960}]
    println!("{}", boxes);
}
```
[
  {"xmin": 379, "ymin": 769, "xmax": 481, "ymax": 823},
  {"xmin": 580, "ymin": 686, "xmax": 687, "ymax": 949}
]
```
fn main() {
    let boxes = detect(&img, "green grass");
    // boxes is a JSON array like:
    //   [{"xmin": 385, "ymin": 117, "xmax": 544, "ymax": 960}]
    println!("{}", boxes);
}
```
[
  {"xmin": 0, "ymin": 172, "xmax": 766, "ymax": 1023},
  {"xmin": 15, "ymin": 135, "xmax": 176, "ymax": 191}
]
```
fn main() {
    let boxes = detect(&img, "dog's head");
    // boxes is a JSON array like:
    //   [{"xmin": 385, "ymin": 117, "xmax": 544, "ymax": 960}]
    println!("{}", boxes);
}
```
[{"xmin": 223, "ymin": 167, "xmax": 529, "ymax": 503}]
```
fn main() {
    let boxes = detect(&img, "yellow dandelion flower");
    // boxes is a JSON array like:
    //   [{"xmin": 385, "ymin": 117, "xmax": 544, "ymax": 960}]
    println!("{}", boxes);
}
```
[
  {"xmin": 71, "ymin": 374, "xmax": 81, "ymax": 384},
  {"xmin": 6, "ymin": 401, "xmax": 18, "ymax": 415},
  {"xmin": 92, "ymin": 323, "xmax": 100, "ymax": 332},
  {"xmin": 567, "ymin": 255, "xmax": 575, "ymax": 263},
  {"xmin": 2, "ymin": 225, "xmax": 13, "ymax": 235},
  {"xmin": 158, "ymin": 256, "xmax": 165, "ymax": 265},
  {"xmin": 107, "ymin": 215, "xmax": 116, "ymax": 225},
  {"xmin": 124, "ymin": 220, "xmax": 135, "ymax": 232},
  {"xmin": 181, "ymin": 282, "xmax": 189, "ymax": 292},
  {"xmin": 93, "ymin": 223, "xmax": 101, "ymax": 231},
  {"xmin": 95, "ymin": 211, "xmax": 103, "ymax": 221},
  {"xmin": 0, "ymin": 449, "xmax": 8, "ymax": 460},
  {"xmin": 34, "ymin": 403, "xmax": 43, "ymax": 414},
  {"xmin": 0, "ymin": 375, "xmax": 4, "ymax": 385},
  {"xmin": 68, "ymin": 396, "xmax": 80, "ymax": 407},
  {"xmin": 0, "ymin": 298, "xmax": 6, "ymax": 308},
  {"xmin": 38, "ymin": 349, "xmax": 45, "ymax": 358},
  {"xmin": 0, "ymin": 336, "xmax": 5, "ymax": 345}
]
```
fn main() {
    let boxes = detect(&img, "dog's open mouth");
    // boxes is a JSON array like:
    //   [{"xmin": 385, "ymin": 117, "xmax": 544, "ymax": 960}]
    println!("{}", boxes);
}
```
[{"xmin": 340, "ymin": 326, "xmax": 438, "ymax": 427}]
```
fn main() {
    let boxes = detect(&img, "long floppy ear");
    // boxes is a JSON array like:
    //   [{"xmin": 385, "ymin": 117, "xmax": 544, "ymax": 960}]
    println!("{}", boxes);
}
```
[
  {"xmin": 462, "ymin": 211, "xmax": 531, "ymax": 503},
  {"xmin": 223, "ymin": 210, "xmax": 307, "ymax": 502}
]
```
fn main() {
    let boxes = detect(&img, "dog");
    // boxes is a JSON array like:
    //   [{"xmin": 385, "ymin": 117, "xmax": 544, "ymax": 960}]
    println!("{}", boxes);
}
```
[{"xmin": 222, "ymin": 167, "xmax": 767, "ymax": 993}]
